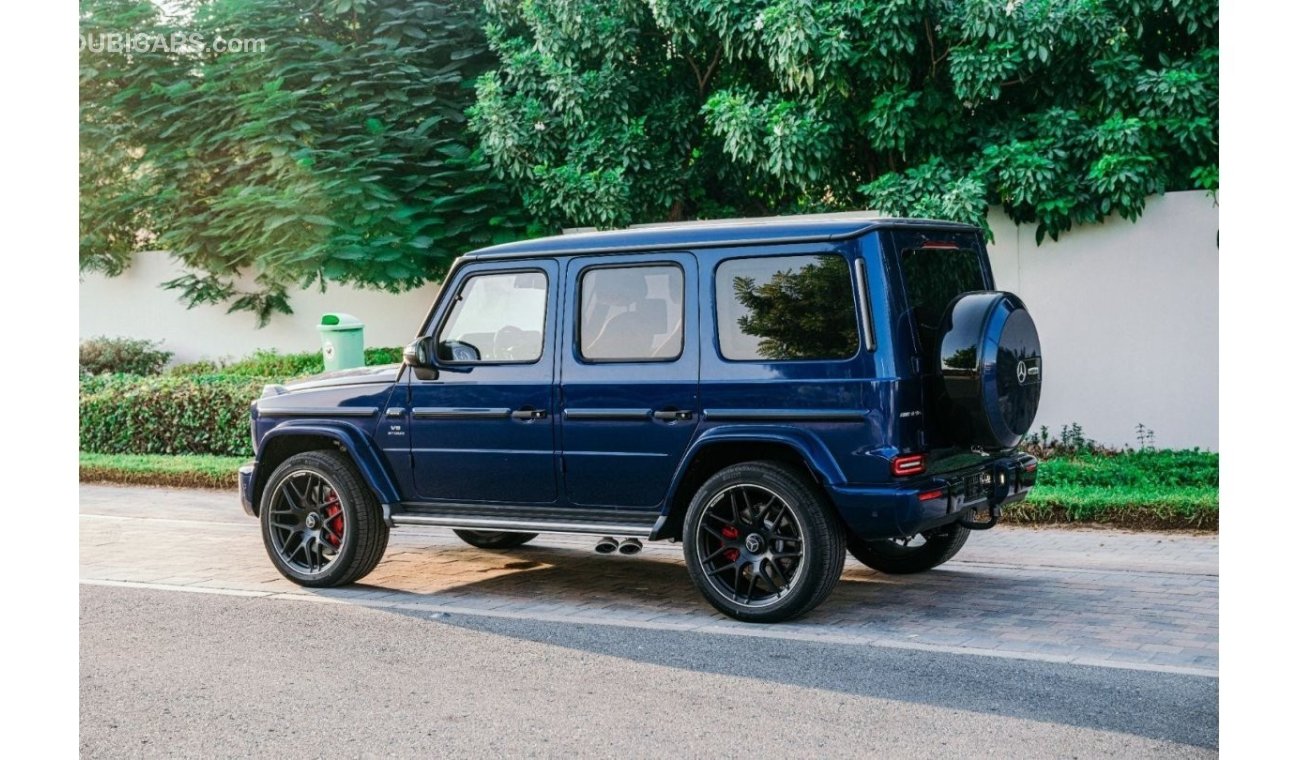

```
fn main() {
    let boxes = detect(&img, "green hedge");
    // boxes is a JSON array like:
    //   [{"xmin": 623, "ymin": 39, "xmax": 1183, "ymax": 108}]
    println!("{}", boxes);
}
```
[
  {"xmin": 80, "ymin": 374, "xmax": 268, "ymax": 457},
  {"xmin": 81, "ymin": 347, "xmax": 404, "ymax": 457},
  {"xmin": 170, "ymin": 347, "xmax": 404, "ymax": 379}
]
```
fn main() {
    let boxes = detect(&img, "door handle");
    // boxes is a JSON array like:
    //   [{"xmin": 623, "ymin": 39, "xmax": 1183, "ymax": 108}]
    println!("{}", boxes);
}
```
[
  {"xmin": 511, "ymin": 408, "xmax": 548, "ymax": 421},
  {"xmin": 653, "ymin": 409, "xmax": 694, "ymax": 421}
]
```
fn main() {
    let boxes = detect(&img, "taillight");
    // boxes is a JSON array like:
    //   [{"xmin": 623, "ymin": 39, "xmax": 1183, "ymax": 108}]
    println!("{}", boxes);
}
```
[
  {"xmin": 918, "ymin": 488, "xmax": 945, "ymax": 502},
  {"xmin": 891, "ymin": 454, "xmax": 926, "ymax": 477},
  {"xmin": 1023, "ymin": 461, "xmax": 1038, "ymax": 472}
]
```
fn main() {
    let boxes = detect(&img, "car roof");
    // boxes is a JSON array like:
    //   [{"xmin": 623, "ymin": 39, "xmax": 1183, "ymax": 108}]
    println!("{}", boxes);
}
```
[{"xmin": 465, "ymin": 214, "xmax": 979, "ymax": 260}]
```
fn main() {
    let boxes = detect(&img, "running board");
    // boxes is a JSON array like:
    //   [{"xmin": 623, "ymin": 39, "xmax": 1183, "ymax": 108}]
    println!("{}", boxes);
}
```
[{"xmin": 389, "ymin": 513, "xmax": 655, "ymax": 538}]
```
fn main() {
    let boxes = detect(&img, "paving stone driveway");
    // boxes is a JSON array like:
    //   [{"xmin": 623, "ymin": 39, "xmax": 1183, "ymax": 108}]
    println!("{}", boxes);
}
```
[{"xmin": 79, "ymin": 484, "xmax": 1218, "ymax": 676}]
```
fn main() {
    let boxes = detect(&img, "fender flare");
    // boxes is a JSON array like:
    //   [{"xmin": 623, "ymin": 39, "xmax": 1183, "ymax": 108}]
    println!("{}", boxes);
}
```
[
  {"xmin": 253, "ymin": 421, "xmax": 401, "ymax": 512},
  {"xmin": 651, "ymin": 425, "xmax": 846, "ymax": 538}
]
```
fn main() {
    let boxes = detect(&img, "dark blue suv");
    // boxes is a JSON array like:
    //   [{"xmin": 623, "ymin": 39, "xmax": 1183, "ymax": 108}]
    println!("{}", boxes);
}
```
[{"xmin": 239, "ymin": 215, "xmax": 1042, "ymax": 622}]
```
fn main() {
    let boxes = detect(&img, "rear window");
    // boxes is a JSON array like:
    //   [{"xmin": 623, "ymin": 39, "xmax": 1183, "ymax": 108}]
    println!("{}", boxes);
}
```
[
  {"xmin": 898, "ymin": 247, "xmax": 988, "ymax": 356},
  {"xmin": 715, "ymin": 254, "xmax": 859, "ymax": 361}
]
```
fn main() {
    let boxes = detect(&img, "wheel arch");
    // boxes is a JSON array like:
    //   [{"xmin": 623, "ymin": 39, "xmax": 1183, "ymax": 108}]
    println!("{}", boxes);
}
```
[
  {"xmin": 651, "ymin": 427, "xmax": 843, "ymax": 541},
  {"xmin": 251, "ymin": 422, "xmax": 399, "ymax": 516}
]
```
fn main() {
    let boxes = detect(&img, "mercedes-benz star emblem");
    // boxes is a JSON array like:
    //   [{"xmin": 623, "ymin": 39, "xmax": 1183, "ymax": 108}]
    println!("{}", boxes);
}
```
[{"xmin": 1016, "ymin": 360, "xmax": 1028, "ymax": 384}]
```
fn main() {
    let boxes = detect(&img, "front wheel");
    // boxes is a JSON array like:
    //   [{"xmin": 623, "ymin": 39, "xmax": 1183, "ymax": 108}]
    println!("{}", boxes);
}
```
[
  {"xmin": 259, "ymin": 450, "xmax": 389, "ymax": 587},
  {"xmin": 453, "ymin": 530, "xmax": 538, "ymax": 550},
  {"xmin": 846, "ymin": 523, "xmax": 970, "ymax": 575},
  {"xmin": 683, "ymin": 461, "xmax": 845, "ymax": 623}
]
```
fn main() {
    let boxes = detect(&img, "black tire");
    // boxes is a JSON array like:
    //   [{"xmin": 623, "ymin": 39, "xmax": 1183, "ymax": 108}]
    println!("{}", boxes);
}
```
[
  {"xmin": 683, "ymin": 461, "xmax": 845, "ymax": 623},
  {"xmin": 259, "ymin": 449, "xmax": 389, "ymax": 587},
  {"xmin": 846, "ymin": 523, "xmax": 969, "ymax": 575},
  {"xmin": 453, "ymin": 530, "xmax": 539, "ymax": 549}
]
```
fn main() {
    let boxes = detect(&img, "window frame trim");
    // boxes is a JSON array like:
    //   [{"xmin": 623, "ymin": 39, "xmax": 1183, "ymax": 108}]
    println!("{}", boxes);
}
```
[
  {"xmin": 575, "ymin": 261, "xmax": 687, "ymax": 365},
  {"xmin": 712, "ymin": 252, "xmax": 863, "ymax": 364},
  {"xmin": 432, "ymin": 266, "xmax": 551, "ymax": 367}
]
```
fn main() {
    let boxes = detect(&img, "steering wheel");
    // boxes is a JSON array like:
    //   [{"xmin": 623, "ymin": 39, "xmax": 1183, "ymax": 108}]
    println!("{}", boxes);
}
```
[{"xmin": 494, "ymin": 325, "xmax": 526, "ymax": 360}]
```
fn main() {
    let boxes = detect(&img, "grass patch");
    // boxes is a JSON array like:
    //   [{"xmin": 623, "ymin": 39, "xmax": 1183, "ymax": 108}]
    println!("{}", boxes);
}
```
[
  {"xmin": 79, "ymin": 449, "xmax": 1220, "ymax": 531},
  {"xmin": 80, "ymin": 452, "xmax": 245, "ymax": 490},
  {"xmin": 1004, "ymin": 450, "xmax": 1218, "ymax": 530}
]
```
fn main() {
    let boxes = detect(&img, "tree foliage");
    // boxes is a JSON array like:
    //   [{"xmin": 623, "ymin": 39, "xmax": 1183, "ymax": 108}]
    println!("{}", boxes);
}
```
[
  {"xmin": 80, "ymin": 0, "xmax": 537, "ymax": 324},
  {"xmin": 473, "ymin": 0, "xmax": 1217, "ymax": 241}
]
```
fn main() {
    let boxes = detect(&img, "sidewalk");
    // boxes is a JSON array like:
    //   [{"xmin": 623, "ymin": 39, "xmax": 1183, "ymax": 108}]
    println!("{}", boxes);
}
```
[{"xmin": 80, "ymin": 484, "xmax": 1218, "ymax": 675}]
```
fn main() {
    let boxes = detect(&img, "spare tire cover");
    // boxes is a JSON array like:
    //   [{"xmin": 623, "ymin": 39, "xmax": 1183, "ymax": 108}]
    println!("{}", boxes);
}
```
[{"xmin": 937, "ymin": 292, "xmax": 1042, "ymax": 448}]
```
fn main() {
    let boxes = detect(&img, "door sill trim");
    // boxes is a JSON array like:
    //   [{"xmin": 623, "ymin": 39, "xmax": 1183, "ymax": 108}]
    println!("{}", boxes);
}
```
[{"xmin": 389, "ymin": 513, "xmax": 655, "ymax": 538}]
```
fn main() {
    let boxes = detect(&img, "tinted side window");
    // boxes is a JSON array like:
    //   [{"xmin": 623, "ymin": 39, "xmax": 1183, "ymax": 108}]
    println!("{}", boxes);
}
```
[
  {"xmin": 898, "ymin": 248, "xmax": 987, "ymax": 358},
  {"xmin": 437, "ymin": 271, "xmax": 547, "ymax": 363},
  {"xmin": 580, "ymin": 265, "xmax": 683, "ymax": 362},
  {"xmin": 716, "ymin": 255, "xmax": 859, "ymax": 361}
]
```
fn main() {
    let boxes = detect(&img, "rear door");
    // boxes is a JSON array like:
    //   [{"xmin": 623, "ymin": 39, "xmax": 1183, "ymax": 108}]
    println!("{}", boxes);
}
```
[{"xmin": 559, "ymin": 253, "xmax": 700, "ymax": 509}]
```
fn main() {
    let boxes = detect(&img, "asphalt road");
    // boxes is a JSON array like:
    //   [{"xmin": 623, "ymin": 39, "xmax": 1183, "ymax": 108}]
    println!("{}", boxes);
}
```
[
  {"xmin": 81, "ymin": 585, "xmax": 1216, "ymax": 757},
  {"xmin": 80, "ymin": 485, "xmax": 1218, "ymax": 756}
]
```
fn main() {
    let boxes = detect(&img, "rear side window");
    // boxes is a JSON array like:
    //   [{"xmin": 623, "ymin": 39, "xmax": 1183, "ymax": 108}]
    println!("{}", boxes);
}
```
[
  {"xmin": 437, "ymin": 270, "xmax": 548, "ymax": 363},
  {"xmin": 580, "ymin": 265, "xmax": 684, "ymax": 362},
  {"xmin": 715, "ymin": 255, "xmax": 859, "ymax": 361},
  {"xmin": 898, "ymin": 248, "xmax": 988, "ymax": 356}
]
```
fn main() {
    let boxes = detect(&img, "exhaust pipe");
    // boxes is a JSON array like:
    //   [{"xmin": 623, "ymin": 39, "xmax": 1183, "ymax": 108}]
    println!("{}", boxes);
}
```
[
  {"xmin": 617, "ymin": 538, "xmax": 643, "ymax": 556},
  {"xmin": 594, "ymin": 536, "xmax": 619, "ymax": 554}
]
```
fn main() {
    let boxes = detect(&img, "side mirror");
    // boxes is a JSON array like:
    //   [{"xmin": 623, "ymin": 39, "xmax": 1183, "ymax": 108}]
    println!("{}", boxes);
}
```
[{"xmin": 403, "ymin": 336, "xmax": 440, "ymax": 377}]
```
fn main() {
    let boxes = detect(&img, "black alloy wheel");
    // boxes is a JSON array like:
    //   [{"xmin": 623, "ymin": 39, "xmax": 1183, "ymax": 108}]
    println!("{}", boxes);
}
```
[
  {"xmin": 683, "ymin": 461, "xmax": 845, "ymax": 623},
  {"xmin": 846, "ymin": 522, "xmax": 970, "ymax": 575},
  {"xmin": 453, "ymin": 530, "xmax": 539, "ymax": 549},
  {"xmin": 260, "ymin": 450, "xmax": 389, "ymax": 587}
]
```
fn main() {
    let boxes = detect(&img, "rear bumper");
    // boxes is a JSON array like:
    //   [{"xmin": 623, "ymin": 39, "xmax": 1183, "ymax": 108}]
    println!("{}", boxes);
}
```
[
  {"xmin": 829, "ymin": 453, "xmax": 1037, "ymax": 540},
  {"xmin": 239, "ymin": 463, "xmax": 256, "ymax": 517}
]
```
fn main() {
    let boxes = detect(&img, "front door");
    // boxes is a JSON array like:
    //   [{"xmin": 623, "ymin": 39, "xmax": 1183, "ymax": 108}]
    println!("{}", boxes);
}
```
[
  {"xmin": 559, "ymin": 253, "xmax": 700, "ymax": 509},
  {"xmin": 407, "ymin": 260, "xmax": 559, "ymax": 504}
]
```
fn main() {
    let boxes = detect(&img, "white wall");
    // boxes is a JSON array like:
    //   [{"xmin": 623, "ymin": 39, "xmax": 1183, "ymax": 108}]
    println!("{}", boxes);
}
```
[
  {"xmin": 984, "ymin": 191, "xmax": 1218, "ymax": 451},
  {"xmin": 78, "ymin": 190, "xmax": 1219, "ymax": 450},
  {"xmin": 79, "ymin": 259, "xmax": 443, "ymax": 363}
]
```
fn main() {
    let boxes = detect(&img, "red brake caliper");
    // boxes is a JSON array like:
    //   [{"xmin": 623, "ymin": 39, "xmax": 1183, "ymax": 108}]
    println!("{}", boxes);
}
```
[
  {"xmin": 323, "ymin": 491, "xmax": 343, "ymax": 547},
  {"xmin": 721, "ymin": 525, "xmax": 740, "ymax": 563}
]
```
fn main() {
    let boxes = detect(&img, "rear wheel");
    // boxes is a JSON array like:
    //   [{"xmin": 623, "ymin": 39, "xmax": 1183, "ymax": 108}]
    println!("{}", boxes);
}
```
[
  {"xmin": 683, "ymin": 461, "xmax": 844, "ymax": 623},
  {"xmin": 846, "ymin": 523, "xmax": 969, "ymax": 575},
  {"xmin": 453, "ymin": 530, "xmax": 538, "ymax": 550},
  {"xmin": 259, "ymin": 450, "xmax": 389, "ymax": 587}
]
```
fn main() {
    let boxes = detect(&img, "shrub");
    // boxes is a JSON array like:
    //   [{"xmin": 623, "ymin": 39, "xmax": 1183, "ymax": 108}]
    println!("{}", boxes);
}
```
[
  {"xmin": 80, "ymin": 374, "xmax": 268, "ymax": 457},
  {"xmin": 218, "ymin": 349, "xmax": 325, "ymax": 378},
  {"xmin": 172, "ymin": 347, "xmax": 404, "ymax": 379},
  {"xmin": 79, "ymin": 336, "xmax": 172, "ymax": 376},
  {"xmin": 364, "ymin": 347, "xmax": 404, "ymax": 365}
]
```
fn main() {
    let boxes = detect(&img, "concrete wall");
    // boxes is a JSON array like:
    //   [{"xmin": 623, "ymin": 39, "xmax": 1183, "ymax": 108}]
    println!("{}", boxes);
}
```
[
  {"xmin": 984, "ymin": 191, "xmax": 1218, "ymax": 451},
  {"xmin": 78, "ymin": 190, "xmax": 1219, "ymax": 450},
  {"xmin": 79, "ymin": 261, "xmax": 443, "ymax": 364}
]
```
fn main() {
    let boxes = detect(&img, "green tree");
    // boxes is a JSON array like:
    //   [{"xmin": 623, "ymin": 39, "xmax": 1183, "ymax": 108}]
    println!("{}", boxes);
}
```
[
  {"xmin": 79, "ymin": 0, "xmax": 538, "ymax": 324},
  {"xmin": 473, "ymin": 0, "xmax": 1217, "ymax": 241}
]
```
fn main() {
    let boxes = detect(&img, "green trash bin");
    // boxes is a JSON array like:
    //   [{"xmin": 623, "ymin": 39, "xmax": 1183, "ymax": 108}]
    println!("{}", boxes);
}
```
[{"xmin": 318, "ymin": 313, "xmax": 365, "ymax": 371}]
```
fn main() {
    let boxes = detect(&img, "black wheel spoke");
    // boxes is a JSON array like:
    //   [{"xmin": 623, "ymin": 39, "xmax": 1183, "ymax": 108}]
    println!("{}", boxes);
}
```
[
  {"xmin": 743, "ymin": 566, "xmax": 759, "ymax": 603},
  {"xmin": 271, "ymin": 471, "xmax": 347, "ymax": 575},
  {"xmin": 704, "ymin": 559, "xmax": 741, "ymax": 578},
  {"xmin": 702, "ymin": 545, "xmax": 730, "ymax": 562},
  {"xmin": 765, "ymin": 558, "xmax": 789, "ymax": 589},
  {"xmin": 695, "ymin": 482, "xmax": 805, "ymax": 609}
]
